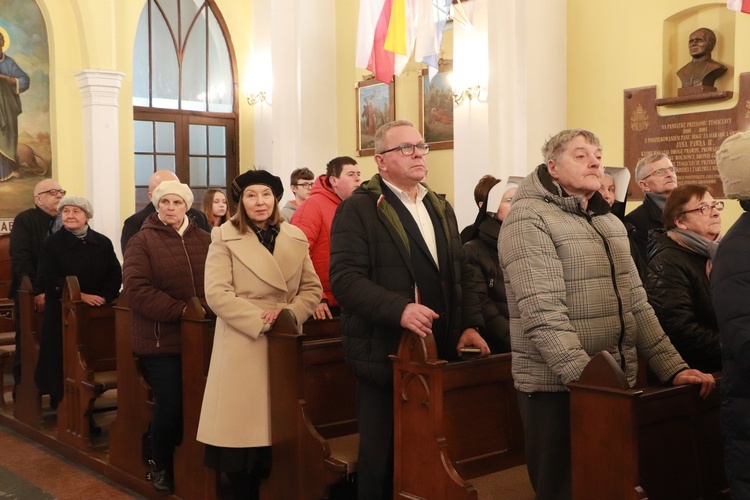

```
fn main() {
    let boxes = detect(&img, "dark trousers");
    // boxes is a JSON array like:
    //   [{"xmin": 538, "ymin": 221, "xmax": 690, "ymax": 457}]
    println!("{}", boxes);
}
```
[
  {"xmin": 12, "ymin": 300, "xmax": 21, "ymax": 390},
  {"xmin": 140, "ymin": 355, "xmax": 183, "ymax": 471},
  {"xmin": 517, "ymin": 391, "xmax": 572, "ymax": 500},
  {"xmin": 356, "ymin": 377, "xmax": 394, "ymax": 500}
]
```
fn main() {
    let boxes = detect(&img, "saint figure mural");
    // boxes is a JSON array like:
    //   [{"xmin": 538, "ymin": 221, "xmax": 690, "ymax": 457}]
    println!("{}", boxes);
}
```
[{"xmin": 0, "ymin": 30, "xmax": 30, "ymax": 182}]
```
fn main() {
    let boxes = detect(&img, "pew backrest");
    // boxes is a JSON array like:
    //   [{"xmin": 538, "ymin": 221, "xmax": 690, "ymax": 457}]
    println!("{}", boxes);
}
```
[{"xmin": 13, "ymin": 276, "xmax": 43, "ymax": 427}]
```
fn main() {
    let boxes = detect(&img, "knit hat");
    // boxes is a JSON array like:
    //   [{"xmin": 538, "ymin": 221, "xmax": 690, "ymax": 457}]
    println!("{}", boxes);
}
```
[
  {"xmin": 231, "ymin": 170, "xmax": 284, "ymax": 203},
  {"xmin": 716, "ymin": 130, "xmax": 750, "ymax": 200},
  {"xmin": 152, "ymin": 180, "xmax": 195, "ymax": 209},
  {"xmin": 57, "ymin": 195, "xmax": 94, "ymax": 219}
]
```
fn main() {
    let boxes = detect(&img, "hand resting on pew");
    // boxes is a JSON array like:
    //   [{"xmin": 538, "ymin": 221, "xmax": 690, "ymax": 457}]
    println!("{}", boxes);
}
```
[
  {"xmin": 400, "ymin": 302, "xmax": 439, "ymax": 337},
  {"xmin": 80, "ymin": 293, "xmax": 106, "ymax": 307},
  {"xmin": 456, "ymin": 327, "xmax": 490, "ymax": 357},
  {"xmin": 672, "ymin": 368, "xmax": 716, "ymax": 398}
]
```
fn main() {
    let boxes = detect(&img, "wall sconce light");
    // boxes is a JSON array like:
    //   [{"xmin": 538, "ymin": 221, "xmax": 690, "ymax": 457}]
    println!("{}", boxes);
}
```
[
  {"xmin": 452, "ymin": 85, "xmax": 481, "ymax": 105},
  {"xmin": 246, "ymin": 91, "xmax": 269, "ymax": 106}
]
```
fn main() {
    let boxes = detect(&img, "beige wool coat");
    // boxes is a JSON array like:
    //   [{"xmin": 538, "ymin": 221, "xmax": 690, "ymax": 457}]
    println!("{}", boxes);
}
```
[{"xmin": 197, "ymin": 221, "xmax": 322, "ymax": 448}]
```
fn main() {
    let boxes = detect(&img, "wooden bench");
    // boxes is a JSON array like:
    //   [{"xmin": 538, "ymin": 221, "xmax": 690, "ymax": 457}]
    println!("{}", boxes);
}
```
[
  {"xmin": 173, "ymin": 297, "xmax": 219, "ymax": 500},
  {"xmin": 391, "ymin": 332, "xmax": 533, "ymax": 499},
  {"xmin": 0, "ymin": 234, "xmax": 13, "ymax": 333},
  {"xmin": 57, "ymin": 275, "xmax": 117, "ymax": 450},
  {"xmin": 265, "ymin": 312, "xmax": 358, "ymax": 500},
  {"xmin": 568, "ymin": 351, "xmax": 728, "ymax": 500},
  {"xmin": 13, "ymin": 276, "xmax": 44, "ymax": 427},
  {"xmin": 108, "ymin": 295, "xmax": 154, "ymax": 482}
]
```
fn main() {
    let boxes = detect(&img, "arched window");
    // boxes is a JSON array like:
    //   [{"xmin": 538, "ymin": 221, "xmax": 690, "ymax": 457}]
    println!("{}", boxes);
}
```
[{"xmin": 132, "ymin": 0, "xmax": 237, "ymax": 211}]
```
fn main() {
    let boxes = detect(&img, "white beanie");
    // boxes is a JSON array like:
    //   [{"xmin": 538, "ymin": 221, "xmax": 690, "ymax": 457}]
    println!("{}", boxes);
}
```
[
  {"xmin": 716, "ymin": 130, "xmax": 750, "ymax": 200},
  {"xmin": 57, "ymin": 195, "xmax": 94, "ymax": 219},
  {"xmin": 152, "ymin": 180, "xmax": 195, "ymax": 209}
]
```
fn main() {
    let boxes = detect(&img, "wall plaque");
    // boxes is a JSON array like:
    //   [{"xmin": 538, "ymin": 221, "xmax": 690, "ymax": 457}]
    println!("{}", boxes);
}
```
[{"xmin": 624, "ymin": 72, "xmax": 750, "ymax": 200}]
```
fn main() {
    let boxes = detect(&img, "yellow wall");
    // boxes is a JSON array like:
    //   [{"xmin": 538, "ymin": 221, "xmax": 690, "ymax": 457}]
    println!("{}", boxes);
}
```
[
  {"xmin": 568, "ymin": 0, "xmax": 750, "ymax": 230},
  {"xmin": 334, "ymin": 0, "xmax": 455, "ymax": 201}
]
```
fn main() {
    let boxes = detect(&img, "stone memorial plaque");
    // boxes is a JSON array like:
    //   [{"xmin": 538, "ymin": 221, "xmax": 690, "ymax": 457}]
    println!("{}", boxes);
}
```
[{"xmin": 624, "ymin": 72, "xmax": 750, "ymax": 200}]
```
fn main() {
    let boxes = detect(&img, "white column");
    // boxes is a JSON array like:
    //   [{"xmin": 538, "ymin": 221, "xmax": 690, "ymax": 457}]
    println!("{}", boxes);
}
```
[
  {"xmin": 250, "ymin": 0, "xmax": 338, "ymax": 201},
  {"xmin": 452, "ymin": 0, "xmax": 567, "ymax": 229},
  {"xmin": 74, "ymin": 70, "xmax": 125, "ymax": 259}
]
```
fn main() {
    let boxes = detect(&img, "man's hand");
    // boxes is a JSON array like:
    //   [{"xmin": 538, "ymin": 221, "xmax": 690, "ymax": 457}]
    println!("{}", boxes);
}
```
[
  {"xmin": 80, "ymin": 293, "xmax": 106, "ymax": 307},
  {"xmin": 400, "ymin": 303, "xmax": 439, "ymax": 337},
  {"xmin": 33, "ymin": 293, "xmax": 45, "ymax": 313},
  {"xmin": 456, "ymin": 328, "xmax": 491, "ymax": 358},
  {"xmin": 313, "ymin": 301, "xmax": 333, "ymax": 320},
  {"xmin": 673, "ymin": 369, "xmax": 716, "ymax": 398}
]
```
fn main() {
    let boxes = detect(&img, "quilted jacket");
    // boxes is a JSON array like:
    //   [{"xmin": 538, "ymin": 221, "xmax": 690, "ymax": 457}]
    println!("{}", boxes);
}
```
[
  {"xmin": 123, "ymin": 213, "xmax": 211, "ymax": 356},
  {"xmin": 498, "ymin": 164, "xmax": 687, "ymax": 393}
]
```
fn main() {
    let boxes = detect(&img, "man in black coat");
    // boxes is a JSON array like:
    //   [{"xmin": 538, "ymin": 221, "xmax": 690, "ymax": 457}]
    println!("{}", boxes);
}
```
[
  {"xmin": 712, "ymin": 132, "xmax": 750, "ymax": 497},
  {"xmin": 624, "ymin": 153, "xmax": 678, "ymax": 262},
  {"xmin": 330, "ymin": 120, "xmax": 487, "ymax": 500},
  {"xmin": 8, "ymin": 178, "xmax": 65, "ymax": 397},
  {"xmin": 120, "ymin": 170, "xmax": 211, "ymax": 252}
]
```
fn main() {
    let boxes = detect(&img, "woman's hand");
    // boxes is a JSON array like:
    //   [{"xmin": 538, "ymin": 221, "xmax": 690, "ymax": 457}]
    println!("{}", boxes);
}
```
[
  {"xmin": 80, "ymin": 293, "xmax": 106, "ymax": 307},
  {"xmin": 261, "ymin": 309, "xmax": 282, "ymax": 324}
]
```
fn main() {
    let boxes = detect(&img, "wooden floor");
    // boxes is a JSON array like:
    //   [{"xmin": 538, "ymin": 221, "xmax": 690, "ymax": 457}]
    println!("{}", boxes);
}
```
[{"xmin": 0, "ymin": 372, "xmax": 168, "ymax": 499}]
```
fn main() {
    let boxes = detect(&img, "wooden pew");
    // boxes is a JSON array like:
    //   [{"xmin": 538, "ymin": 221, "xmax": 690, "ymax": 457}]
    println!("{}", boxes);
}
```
[
  {"xmin": 265, "ymin": 312, "xmax": 358, "ymax": 500},
  {"xmin": 173, "ymin": 297, "xmax": 219, "ymax": 500},
  {"xmin": 13, "ymin": 276, "xmax": 44, "ymax": 427},
  {"xmin": 391, "ymin": 332, "xmax": 532, "ymax": 499},
  {"xmin": 57, "ymin": 276, "xmax": 117, "ymax": 450},
  {"xmin": 568, "ymin": 351, "xmax": 727, "ymax": 500},
  {"xmin": 108, "ymin": 295, "xmax": 154, "ymax": 482},
  {"xmin": 0, "ymin": 234, "xmax": 13, "ymax": 333}
]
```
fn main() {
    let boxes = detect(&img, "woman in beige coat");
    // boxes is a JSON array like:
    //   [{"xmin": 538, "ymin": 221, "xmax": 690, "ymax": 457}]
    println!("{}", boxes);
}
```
[{"xmin": 197, "ymin": 170, "xmax": 321, "ymax": 499}]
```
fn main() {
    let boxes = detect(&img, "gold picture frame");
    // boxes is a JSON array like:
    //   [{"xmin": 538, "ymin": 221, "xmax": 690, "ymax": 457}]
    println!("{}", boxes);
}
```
[{"xmin": 355, "ymin": 76, "xmax": 396, "ymax": 156}]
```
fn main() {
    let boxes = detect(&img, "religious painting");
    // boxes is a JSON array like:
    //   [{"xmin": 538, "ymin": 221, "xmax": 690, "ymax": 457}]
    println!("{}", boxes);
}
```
[
  {"xmin": 355, "ymin": 76, "xmax": 395, "ymax": 156},
  {"xmin": 0, "ymin": 2, "xmax": 51, "ymax": 234},
  {"xmin": 419, "ymin": 61, "xmax": 453, "ymax": 150}
]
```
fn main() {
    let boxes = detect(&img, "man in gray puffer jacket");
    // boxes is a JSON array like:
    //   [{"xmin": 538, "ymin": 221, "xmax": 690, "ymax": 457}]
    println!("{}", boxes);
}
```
[{"xmin": 498, "ymin": 129, "xmax": 716, "ymax": 500}]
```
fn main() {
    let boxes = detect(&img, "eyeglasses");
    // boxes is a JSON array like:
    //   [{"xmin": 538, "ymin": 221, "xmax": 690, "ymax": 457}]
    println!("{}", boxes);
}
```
[
  {"xmin": 681, "ymin": 201, "xmax": 724, "ymax": 216},
  {"xmin": 295, "ymin": 182, "xmax": 314, "ymax": 189},
  {"xmin": 641, "ymin": 166, "xmax": 678, "ymax": 181},
  {"xmin": 36, "ymin": 189, "xmax": 66, "ymax": 197},
  {"xmin": 378, "ymin": 143, "xmax": 430, "ymax": 156}
]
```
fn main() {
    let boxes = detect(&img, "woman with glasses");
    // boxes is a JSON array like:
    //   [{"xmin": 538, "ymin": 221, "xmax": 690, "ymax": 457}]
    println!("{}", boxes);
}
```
[{"xmin": 644, "ymin": 184, "xmax": 723, "ymax": 373}]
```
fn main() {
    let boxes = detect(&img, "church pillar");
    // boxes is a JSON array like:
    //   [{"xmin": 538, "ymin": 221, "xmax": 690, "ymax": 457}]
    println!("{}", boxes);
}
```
[{"xmin": 74, "ymin": 69, "xmax": 124, "ymax": 259}]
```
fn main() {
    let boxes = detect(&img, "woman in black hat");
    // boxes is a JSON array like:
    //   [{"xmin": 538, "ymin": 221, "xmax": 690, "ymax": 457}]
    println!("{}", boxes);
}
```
[{"xmin": 197, "ymin": 170, "xmax": 322, "ymax": 499}]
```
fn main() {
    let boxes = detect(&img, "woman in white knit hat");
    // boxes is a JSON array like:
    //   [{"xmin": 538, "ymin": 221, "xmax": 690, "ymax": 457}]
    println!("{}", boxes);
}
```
[
  {"xmin": 123, "ymin": 180, "xmax": 211, "ymax": 494},
  {"xmin": 35, "ymin": 195, "xmax": 121, "ymax": 410}
]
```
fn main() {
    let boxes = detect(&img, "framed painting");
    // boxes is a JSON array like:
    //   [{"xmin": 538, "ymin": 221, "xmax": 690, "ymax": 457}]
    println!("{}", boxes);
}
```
[
  {"xmin": 355, "ymin": 77, "xmax": 395, "ymax": 156},
  {"xmin": 419, "ymin": 61, "xmax": 453, "ymax": 150}
]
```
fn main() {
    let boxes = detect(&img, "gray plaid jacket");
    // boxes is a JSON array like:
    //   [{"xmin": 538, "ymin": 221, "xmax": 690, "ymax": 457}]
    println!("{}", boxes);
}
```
[{"xmin": 498, "ymin": 165, "xmax": 687, "ymax": 393}]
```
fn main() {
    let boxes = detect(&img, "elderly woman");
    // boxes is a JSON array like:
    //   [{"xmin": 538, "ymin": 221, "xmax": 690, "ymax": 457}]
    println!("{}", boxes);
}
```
[
  {"xmin": 35, "ymin": 196, "xmax": 121, "ymax": 408},
  {"xmin": 197, "ymin": 170, "xmax": 322, "ymax": 499},
  {"xmin": 123, "ymin": 180, "xmax": 211, "ymax": 494},
  {"xmin": 201, "ymin": 188, "xmax": 229, "ymax": 227},
  {"xmin": 645, "ymin": 184, "xmax": 723, "ymax": 373},
  {"xmin": 462, "ymin": 176, "xmax": 522, "ymax": 354}
]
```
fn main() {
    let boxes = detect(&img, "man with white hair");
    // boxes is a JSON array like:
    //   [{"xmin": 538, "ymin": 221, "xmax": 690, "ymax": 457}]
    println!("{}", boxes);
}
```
[
  {"xmin": 624, "ymin": 153, "xmax": 678, "ymax": 262},
  {"xmin": 120, "ymin": 170, "xmax": 211, "ymax": 252}
]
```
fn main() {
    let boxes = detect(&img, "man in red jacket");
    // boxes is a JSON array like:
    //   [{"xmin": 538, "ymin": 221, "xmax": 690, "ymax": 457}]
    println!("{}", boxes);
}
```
[{"xmin": 291, "ymin": 156, "xmax": 361, "ymax": 319}]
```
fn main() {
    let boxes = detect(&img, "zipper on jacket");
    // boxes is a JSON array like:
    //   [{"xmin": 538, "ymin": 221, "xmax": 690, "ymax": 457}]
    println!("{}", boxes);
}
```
[
  {"xmin": 586, "ymin": 213, "xmax": 627, "ymax": 372},
  {"xmin": 181, "ymin": 236, "xmax": 199, "ymax": 299}
]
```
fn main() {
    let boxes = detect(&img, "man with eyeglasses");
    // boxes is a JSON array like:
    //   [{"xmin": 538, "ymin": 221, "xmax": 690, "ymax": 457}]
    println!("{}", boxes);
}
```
[
  {"xmin": 291, "ymin": 156, "xmax": 361, "ymax": 320},
  {"xmin": 8, "ymin": 178, "xmax": 65, "ymax": 400},
  {"xmin": 330, "ymin": 120, "xmax": 487, "ymax": 500},
  {"xmin": 281, "ymin": 167, "xmax": 315, "ymax": 221},
  {"xmin": 625, "ymin": 153, "xmax": 679, "ymax": 263}
]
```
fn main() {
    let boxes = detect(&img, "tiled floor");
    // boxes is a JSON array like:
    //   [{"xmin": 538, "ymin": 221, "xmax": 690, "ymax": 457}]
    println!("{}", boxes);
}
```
[{"xmin": 0, "ymin": 425, "xmax": 144, "ymax": 499}]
